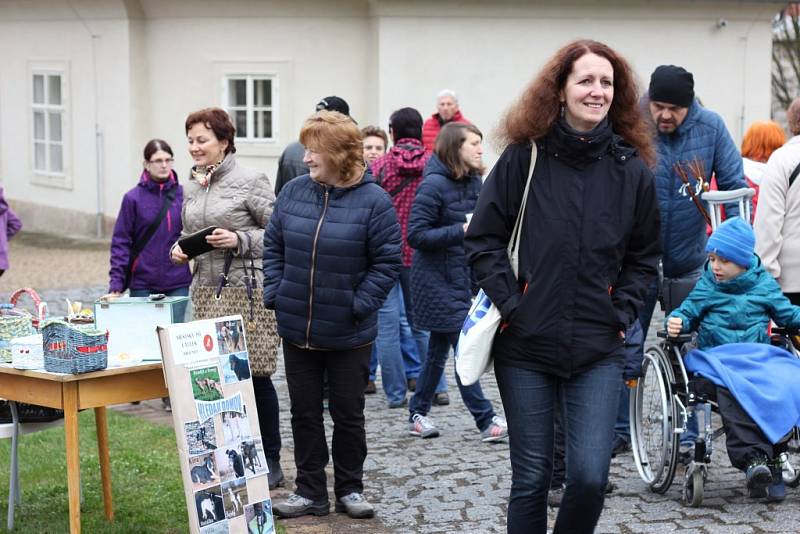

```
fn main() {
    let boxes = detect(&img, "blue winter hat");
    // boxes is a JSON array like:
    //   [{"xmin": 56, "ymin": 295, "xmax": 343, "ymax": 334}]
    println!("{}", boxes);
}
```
[{"xmin": 705, "ymin": 217, "xmax": 755, "ymax": 268}]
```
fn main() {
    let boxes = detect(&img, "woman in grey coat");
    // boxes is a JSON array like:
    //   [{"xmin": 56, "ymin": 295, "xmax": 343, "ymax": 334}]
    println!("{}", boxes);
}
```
[{"xmin": 170, "ymin": 107, "xmax": 284, "ymax": 489}]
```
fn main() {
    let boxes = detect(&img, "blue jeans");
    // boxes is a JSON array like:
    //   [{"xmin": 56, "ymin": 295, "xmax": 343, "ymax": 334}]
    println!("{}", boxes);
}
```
[
  {"xmin": 408, "ymin": 329, "xmax": 447, "ymax": 394},
  {"xmin": 408, "ymin": 331, "xmax": 494, "ymax": 431},
  {"xmin": 372, "ymin": 283, "xmax": 408, "ymax": 405},
  {"xmin": 398, "ymin": 288, "xmax": 421, "ymax": 379},
  {"xmin": 369, "ymin": 283, "xmax": 423, "ymax": 382},
  {"xmin": 129, "ymin": 286, "xmax": 189, "ymax": 323},
  {"xmin": 496, "ymin": 357, "xmax": 623, "ymax": 534},
  {"xmin": 664, "ymin": 268, "xmax": 703, "ymax": 445}
]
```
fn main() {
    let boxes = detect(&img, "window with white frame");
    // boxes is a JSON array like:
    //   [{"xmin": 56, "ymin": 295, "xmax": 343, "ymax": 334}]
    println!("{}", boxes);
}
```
[
  {"xmin": 224, "ymin": 76, "xmax": 276, "ymax": 141},
  {"xmin": 31, "ymin": 72, "xmax": 65, "ymax": 175}
]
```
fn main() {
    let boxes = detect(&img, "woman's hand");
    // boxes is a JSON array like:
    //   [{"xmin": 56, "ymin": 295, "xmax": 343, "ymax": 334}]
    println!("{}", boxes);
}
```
[
  {"xmin": 206, "ymin": 228, "xmax": 239, "ymax": 249},
  {"xmin": 667, "ymin": 316, "xmax": 683, "ymax": 337},
  {"xmin": 100, "ymin": 292, "xmax": 121, "ymax": 301},
  {"xmin": 171, "ymin": 244, "xmax": 189, "ymax": 265}
]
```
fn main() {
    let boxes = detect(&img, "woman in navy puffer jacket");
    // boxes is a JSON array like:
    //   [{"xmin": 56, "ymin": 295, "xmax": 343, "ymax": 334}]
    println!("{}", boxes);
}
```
[
  {"xmin": 264, "ymin": 111, "xmax": 401, "ymax": 520},
  {"xmin": 406, "ymin": 122, "xmax": 507, "ymax": 443}
]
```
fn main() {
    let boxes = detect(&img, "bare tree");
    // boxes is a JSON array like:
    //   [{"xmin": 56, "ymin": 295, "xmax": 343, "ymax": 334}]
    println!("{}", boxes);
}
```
[{"xmin": 773, "ymin": 4, "xmax": 800, "ymax": 111}]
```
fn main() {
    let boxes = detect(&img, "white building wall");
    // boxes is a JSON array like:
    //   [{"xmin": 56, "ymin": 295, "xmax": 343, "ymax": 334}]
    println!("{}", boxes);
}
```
[
  {"xmin": 0, "ymin": 1, "xmax": 141, "ymax": 235},
  {"xmin": 375, "ymin": 1, "xmax": 780, "ymax": 167},
  {"xmin": 140, "ymin": 0, "xmax": 371, "ymax": 185}
]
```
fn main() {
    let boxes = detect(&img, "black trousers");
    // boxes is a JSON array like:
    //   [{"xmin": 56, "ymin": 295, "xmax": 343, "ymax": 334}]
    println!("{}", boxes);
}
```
[
  {"xmin": 693, "ymin": 376, "xmax": 786, "ymax": 470},
  {"xmin": 252, "ymin": 375, "xmax": 281, "ymax": 460},
  {"xmin": 283, "ymin": 342, "xmax": 372, "ymax": 501}
]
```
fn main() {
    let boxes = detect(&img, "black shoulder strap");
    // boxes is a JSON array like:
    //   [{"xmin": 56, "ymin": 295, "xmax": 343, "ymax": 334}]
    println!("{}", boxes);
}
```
[
  {"xmin": 789, "ymin": 160, "xmax": 800, "ymax": 189},
  {"xmin": 125, "ymin": 186, "xmax": 178, "ymax": 288},
  {"xmin": 386, "ymin": 175, "xmax": 419, "ymax": 198}
]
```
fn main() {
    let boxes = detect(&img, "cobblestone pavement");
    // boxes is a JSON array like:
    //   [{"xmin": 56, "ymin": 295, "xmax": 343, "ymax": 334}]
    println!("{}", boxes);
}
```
[{"xmin": 6, "ymin": 233, "xmax": 800, "ymax": 533}]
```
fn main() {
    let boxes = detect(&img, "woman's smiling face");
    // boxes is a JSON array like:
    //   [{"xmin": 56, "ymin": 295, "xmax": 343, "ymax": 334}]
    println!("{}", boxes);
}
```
[
  {"xmin": 187, "ymin": 122, "xmax": 228, "ymax": 168},
  {"xmin": 560, "ymin": 52, "xmax": 614, "ymax": 132}
]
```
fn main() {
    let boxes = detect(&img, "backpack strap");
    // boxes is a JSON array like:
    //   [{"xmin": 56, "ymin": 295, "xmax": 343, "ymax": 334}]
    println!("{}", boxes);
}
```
[{"xmin": 788, "ymin": 160, "xmax": 800, "ymax": 189}]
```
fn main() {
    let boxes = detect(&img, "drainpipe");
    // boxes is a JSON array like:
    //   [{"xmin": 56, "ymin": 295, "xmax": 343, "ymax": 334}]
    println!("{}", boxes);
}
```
[{"xmin": 68, "ymin": 2, "xmax": 103, "ymax": 237}]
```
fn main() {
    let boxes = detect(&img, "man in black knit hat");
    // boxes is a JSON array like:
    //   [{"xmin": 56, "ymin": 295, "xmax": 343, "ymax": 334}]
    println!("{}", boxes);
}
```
[{"xmin": 611, "ymin": 65, "xmax": 747, "ymax": 459}]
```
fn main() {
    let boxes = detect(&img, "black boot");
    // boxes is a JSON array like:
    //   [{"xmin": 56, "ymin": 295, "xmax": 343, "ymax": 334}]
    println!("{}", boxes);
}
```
[{"xmin": 267, "ymin": 457, "xmax": 285, "ymax": 489}]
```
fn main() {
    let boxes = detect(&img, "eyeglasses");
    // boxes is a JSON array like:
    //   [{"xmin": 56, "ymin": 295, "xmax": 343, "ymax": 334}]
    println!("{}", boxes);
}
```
[
  {"xmin": 316, "ymin": 100, "xmax": 329, "ymax": 111},
  {"xmin": 149, "ymin": 158, "xmax": 174, "ymax": 166}
]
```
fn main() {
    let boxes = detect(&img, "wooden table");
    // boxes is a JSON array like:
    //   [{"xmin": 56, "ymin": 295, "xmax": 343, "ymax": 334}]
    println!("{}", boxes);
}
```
[{"xmin": 0, "ymin": 363, "xmax": 168, "ymax": 533}]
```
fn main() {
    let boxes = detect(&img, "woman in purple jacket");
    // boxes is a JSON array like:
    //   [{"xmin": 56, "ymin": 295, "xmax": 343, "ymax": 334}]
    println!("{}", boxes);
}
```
[
  {"xmin": 0, "ymin": 187, "xmax": 22, "ymax": 277},
  {"xmin": 106, "ymin": 139, "xmax": 192, "ymax": 318}
]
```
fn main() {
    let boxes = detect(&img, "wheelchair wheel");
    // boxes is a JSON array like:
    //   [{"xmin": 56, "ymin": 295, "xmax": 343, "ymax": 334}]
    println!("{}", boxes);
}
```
[
  {"xmin": 782, "ymin": 431, "xmax": 800, "ymax": 488},
  {"xmin": 630, "ymin": 345, "xmax": 679, "ymax": 493},
  {"xmin": 682, "ymin": 467, "xmax": 704, "ymax": 507}
]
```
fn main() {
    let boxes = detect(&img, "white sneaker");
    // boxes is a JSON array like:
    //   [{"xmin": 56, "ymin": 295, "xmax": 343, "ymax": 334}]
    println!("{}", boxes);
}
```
[{"xmin": 409, "ymin": 413, "xmax": 440, "ymax": 438}]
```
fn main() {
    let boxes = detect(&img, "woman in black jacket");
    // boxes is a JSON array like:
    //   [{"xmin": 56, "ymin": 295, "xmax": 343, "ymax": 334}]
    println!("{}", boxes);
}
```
[
  {"xmin": 465, "ymin": 40, "xmax": 661, "ymax": 533},
  {"xmin": 264, "ymin": 111, "xmax": 401, "ymax": 520},
  {"xmin": 406, "ymin": 122, "xmax": 507, "ymax": 443}
]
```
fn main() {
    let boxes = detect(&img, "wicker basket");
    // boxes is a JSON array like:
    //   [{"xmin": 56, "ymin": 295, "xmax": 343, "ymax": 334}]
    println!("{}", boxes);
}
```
[
  {"xmin": 41, "ymin": 320, "xmax": 108, "ymax": 374},
  {"xmin": 0, "ymin": 401, "xmax": 63, "ymax": 423},
  {"xmin": 9, "ymin": 288, "xmax": 47, "ymax": 330},
  {"xmin": 0, "ymin": 306, "xmax": 34, "ymax": 363},
  {"xmin": 10, "ymin": 334, "xmax": 44, "ymax": 370}
]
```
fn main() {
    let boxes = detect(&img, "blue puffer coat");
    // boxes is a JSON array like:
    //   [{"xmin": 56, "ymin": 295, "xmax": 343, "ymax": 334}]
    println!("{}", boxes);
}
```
[
  {"xmin": 408, "ymin": 155, "xmax": 481, "ymax": 332},
  {"xmin": 263, "ymin": 173, "xmax": 401, "ymax": 350},
  {"xmin": 653, "ymin": 100, "xmax": 746, "ymax": 277},
  {"xmin": 669, "ymin": 256, "xmax": 800, "ymax": 350}
]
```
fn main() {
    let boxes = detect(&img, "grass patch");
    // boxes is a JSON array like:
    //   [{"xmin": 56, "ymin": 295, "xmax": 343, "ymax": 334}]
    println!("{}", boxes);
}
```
[{"xmin": 0, "ymin": 410, "xmax": 285, "ymax": 533}]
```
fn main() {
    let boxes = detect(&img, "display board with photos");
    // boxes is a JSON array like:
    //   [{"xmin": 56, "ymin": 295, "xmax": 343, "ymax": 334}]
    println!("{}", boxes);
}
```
[{"xmin": 157, "ymin": 315, "xmax": 275, "ymax": 534}]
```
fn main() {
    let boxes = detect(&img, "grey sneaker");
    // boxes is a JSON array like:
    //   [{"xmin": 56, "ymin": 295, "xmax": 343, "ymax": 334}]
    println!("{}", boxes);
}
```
[
  {"xmin": 335, "ymin": 492, "xmax": 375, "ymax": 519},
  {"xmin": 481, "ymin": 415, "xmax": 509, "ymax": 443},
  {"xmin": 409, "ymin": 414, "xmax": 440, "ymax": 438},
  {"xmin": 272, "ymin": 493, "xmax": 329, "ymax": 518}
]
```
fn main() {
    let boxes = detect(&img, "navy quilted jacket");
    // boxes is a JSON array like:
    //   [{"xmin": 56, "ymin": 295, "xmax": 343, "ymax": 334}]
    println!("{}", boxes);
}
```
[
  {"xmin": 653, "ymin": 100, "xmax": 746, "ymax": 277},
  {"xmin": 408, "ymin": 155, "xmax": 481, "ymax": 332},
  {"xmin": 262, "ymin": 173, "xmax": 401, "ymax": 350}
]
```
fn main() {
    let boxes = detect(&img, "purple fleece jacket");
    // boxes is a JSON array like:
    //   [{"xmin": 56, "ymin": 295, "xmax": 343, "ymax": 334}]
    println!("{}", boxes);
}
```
[
  {"xmin": 0, "ymin": 187, "xmax": 22, "ymax": 271},
  {"xmin": 108, "ymin": 170, "xmax": 191, "ymax": 293}
]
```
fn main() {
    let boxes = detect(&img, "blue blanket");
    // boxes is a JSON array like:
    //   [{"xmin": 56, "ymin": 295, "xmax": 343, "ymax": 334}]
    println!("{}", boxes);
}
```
[{"xmin": 684, "ymin": 343, "xmax": 800, "ymax": 444}]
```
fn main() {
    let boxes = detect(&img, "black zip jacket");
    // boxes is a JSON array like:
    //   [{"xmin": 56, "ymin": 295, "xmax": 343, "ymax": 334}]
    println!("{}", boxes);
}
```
[{"xmin": 464, "ymin": 119, "xmax": 661, "ymax": 377}]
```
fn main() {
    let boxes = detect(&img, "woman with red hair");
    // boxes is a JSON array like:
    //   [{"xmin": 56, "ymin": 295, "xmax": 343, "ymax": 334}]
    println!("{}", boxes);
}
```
[
  {"xmin": 742, "ymin": 120, "xmax": 786, "ymax": 215},
  {"xmin": 465, "ymin": 40, "xmax": 661, "ymax": 532}
]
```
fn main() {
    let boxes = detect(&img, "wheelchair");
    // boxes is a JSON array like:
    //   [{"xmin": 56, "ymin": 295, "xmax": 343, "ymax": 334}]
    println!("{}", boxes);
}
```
[
  {"xmin": 629, "ymin": 186, "xmax": 800, "ymax": 505},
  {"xmin": 629, "ymin": 323, "xmax": 800, "ymax": 507}
]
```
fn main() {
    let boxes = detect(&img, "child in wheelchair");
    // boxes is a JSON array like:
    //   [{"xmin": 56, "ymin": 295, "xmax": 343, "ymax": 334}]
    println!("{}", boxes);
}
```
[{"xmin": 666, "ymin": 216, "xmax": 800, "ymax": 502}]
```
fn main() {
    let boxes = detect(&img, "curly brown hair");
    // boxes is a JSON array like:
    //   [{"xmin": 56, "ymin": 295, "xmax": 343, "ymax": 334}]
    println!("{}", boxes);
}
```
[{"xmin": 496, "ymin": 39, "xmax": 653, "ymax": 165}]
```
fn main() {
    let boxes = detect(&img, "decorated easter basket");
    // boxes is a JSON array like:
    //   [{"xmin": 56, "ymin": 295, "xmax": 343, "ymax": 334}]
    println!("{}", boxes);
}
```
[{"xmin": 41, "ymin": 319, "xmax": 108, "ymax": 374}]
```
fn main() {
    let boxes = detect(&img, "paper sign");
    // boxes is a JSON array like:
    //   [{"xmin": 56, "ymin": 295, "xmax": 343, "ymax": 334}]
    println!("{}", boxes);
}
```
[{"xmin": 158, "ymin": 315, "xmax": 273, "ymax": 534}]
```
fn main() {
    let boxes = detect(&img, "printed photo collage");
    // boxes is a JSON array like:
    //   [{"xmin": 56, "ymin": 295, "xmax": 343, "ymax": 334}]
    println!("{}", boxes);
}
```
[{"xmin": 158, "ymin": 316, "xmax": 274, "ymax": 534}]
